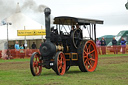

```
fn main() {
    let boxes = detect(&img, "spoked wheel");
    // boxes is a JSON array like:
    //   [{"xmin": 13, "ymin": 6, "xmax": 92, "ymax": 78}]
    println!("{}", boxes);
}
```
[
  {"xmin": 53, "ymin": 51, "xmax": 66, "ymax": 75},
  {"xmin": 78, "ymin": 40, "xmax": 98, "ymax": 72},
  {"xmin": 30, "ymin": 52, "xmax": 42, "ymax": 76}
]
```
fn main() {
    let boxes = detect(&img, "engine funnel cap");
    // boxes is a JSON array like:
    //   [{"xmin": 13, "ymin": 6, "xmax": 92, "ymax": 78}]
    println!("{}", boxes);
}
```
[{"xmin": 44, "ymin": 8, "xmax": 51, "ymax": 15}]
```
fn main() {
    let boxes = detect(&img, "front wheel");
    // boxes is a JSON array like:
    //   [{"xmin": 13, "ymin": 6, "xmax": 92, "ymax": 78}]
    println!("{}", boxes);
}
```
[
  {"xmin": 53, "ymin": 51, "xmax": 66, "ymax": 75},
  {"xmin": 30, "ymin": 52, "xmax": 42, "ymax": 76}
]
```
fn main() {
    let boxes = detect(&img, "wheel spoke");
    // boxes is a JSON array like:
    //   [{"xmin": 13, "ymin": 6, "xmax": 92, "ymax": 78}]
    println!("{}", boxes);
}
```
[
  {"xmin": 58, "ymin": 57, "xmax": 62, "ymax": 66},
  {"xmin": 33, "ymin": 62, "xmax": 35, "ymax": 67},
  {"xmin": 84, "ymin": 50, "xmax": 87, "ymax": 55},
  {"xmin": 89, "ymin": 50, "xmax": 95, "ymax": 54},
  {"xmin": 88, "ymin": 44, "xmax": 91, "ymax": 52},
  {"xmin": 89, "ymin": 58, "xmax": 95, "ymax": 61},
  {"xmin": 84, "ymin": 59, "xmax": 87, "ymax": 64},
  {"xmin": 58, "ymin": 59, "xmax": 61, "ymax": 64},
  {"xmin": 58, "ymin": 65, "xmax": 62, "ymax": 73},
  {"xmin": 35, "ymin": 56, "xmax": 37, "ymax": 61},
  {"xmin": 60, "ymin": 55, "xmax": 63, "ymax": 61},
  {"xmin": 85, "ymin": 61, "xmax": 88, "ymax": 69},
  {"xmin": 35, "ymin": 66, "xmax": 37, "ymax": 73},
  {"xmin": 84, "ymin": 56, "xmax": 87, "ymax": 59},
  {"xmin": 37, "ymin": 67, "xmax": 39, "ymax": 73},
  {"xmin": 88, "ymin": 61, "xmax": 92, "ymax": 69}
]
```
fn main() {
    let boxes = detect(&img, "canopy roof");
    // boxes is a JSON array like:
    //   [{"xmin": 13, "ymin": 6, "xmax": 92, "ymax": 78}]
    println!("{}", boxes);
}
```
[{"xmin": 54, "ymin": 16, "xmax": 103, "ymax": 25}]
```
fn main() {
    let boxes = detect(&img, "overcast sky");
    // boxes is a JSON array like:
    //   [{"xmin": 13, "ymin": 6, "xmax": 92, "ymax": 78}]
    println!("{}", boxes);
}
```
[{"xmin": 0, "ymin": 0, "xmax": 128, "ymax": 37}]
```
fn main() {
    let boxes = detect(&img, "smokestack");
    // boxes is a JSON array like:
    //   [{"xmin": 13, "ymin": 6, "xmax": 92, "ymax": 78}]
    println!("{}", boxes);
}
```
[{"xmin": 44, "ymin": 8, "xmax": 51, "ymax": 42}]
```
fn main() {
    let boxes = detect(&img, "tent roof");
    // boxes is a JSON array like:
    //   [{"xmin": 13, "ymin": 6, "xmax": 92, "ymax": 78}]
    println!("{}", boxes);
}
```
[
  {"xmin": 98, "ymin": 35, "xmax": 115, "ymax": 39},
  {"xmin": 0, "ymin": 12, "xmax": 45, "ymax": 40}
]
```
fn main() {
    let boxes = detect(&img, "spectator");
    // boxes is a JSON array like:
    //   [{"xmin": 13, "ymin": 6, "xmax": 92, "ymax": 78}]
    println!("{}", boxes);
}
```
[
  {"xmin": 112, "ymin": 37, "xmax": 118, "ymax": 54},
  {"xmin": 31, "ymin": 42, "xmax": 37, "ymax": 49},
  {"xmin": 23, "ymin": 44, "xmax": 25, "ymax": 49},
  {"xmin": 100, "ymin": 37, "xmax": 106, "ymax": 55},
  {"xmin": 14, "ymin": 41, "xmax": 20, "ymax": 50},
  {"xmin": 1, "ymin": 49, "xmax": 13, "ymax": 60},
  {"xmin": 26, "ymin": 47, "xmax": 32, "ymax": 57},
  {"xmin": 120, "ymin": 37, "xmax": 126, "ymax": 54},
  {"xmin": 19, "ymin": 44, "xmax": 24, "ymax": 49},
  {"xmin": 96, "ymin": 38, "xmax": 101, "ymax": 55}
]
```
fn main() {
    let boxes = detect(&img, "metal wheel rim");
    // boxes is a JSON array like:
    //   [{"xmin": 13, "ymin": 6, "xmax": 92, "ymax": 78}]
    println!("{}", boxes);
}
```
[
  {"xmin": 57, "ymin": 52, "xmax": 66, "ymax": 75},
  {"xmin": 30, "ymin": 52, "xmax": 42, "ymax": 76}
]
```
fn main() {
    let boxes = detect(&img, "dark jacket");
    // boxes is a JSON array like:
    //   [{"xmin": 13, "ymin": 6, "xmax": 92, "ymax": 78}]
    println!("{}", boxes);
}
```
[
  {"xmin": 112, "ymin": 39, "xmax": 117, "ymax": 45},
  {"xmin": 31, "ymin": 44, "xmax": 36, "ymax": 49},
  {"xmin": 100, "ymin": 40, "xmax": 106, "ymax": 46}
]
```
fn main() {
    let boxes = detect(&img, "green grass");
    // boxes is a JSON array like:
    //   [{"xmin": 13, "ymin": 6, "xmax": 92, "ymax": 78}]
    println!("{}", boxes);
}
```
[
  {"xmin": 0, "ymin": 58, "xmax": 30, "ymax": 63},
  {"xmin": 0, "ymin": 54, "xmax": 128, "ymax": 85},
  {"xmin": 99, "ymin": 54, "xmax": 128, "ymax": 58}
]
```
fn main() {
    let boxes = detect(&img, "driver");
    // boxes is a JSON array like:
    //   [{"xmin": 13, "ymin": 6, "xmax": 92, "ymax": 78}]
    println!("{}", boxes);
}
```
[
  {"xmin": 70, "ymin": 25, "xmax": 75, "ymax": 34},
  {"xmin": 76, "ymin": 24, "xmax": 83, "ymax": 39}
]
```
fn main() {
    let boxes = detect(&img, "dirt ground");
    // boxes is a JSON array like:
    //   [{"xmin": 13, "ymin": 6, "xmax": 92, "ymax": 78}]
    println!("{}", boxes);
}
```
[
  {"xmin": 99, "ymin": 56, "xmax": 128, "ymax": 65},
  {"xmin": 0, "ymin": 56, "xmax": 128, "ymax": 71},
  {"xmin": 0, "ymin": 61, "xmax": 29, "ymax": 71}
]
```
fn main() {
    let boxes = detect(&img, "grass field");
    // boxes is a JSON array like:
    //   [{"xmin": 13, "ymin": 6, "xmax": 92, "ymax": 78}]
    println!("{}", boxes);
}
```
[{"xmin": 0, "ymin": 54, "xmax": 128, "ymax": 85}]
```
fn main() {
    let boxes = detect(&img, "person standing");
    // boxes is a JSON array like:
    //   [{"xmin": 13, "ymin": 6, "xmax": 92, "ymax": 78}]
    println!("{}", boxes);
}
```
[
  {"xmin": 96, "ymin": 38, "xmax": 101, "ymax": 55},
  {"xmin": 15, "ymin": 41, "xmax": 20, "ymax": 50},
  {"xmin": 112, "ymin": 37, "xmax": 118, "ymax": 54},
  {"xmin": 31, "ymin": 42, "xmax": 37, "ymax": 49},
  {"xmin": 120, "ymin": 37, "xmax": 126, "ymax": 54},
  {"xmin": 100, "ymin": 37, "xmax": 106, "ymax": 55},
  {"xmin": 15, "ymin": 41, "xmax": 20, "ymax": 57}
]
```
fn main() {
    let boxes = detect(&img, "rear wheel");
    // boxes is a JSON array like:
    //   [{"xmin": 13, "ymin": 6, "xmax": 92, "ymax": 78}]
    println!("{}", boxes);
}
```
[
  {"xmin": 30, "ymin": 52, "xmax": 42, "ymax": 76},
  {"xmin": 78, "ymin": 40, "xmax": 98, "ymax": 72},
  {"xmin": 53, "ymin": 51, "xmax": 66, "ymax": 75}
]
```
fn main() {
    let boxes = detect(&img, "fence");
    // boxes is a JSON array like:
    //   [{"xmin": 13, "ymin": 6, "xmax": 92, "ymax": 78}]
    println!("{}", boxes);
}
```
[
  {"xmin": 97, "ymin": 45, "xmax": 128, "ymax": 55},
  {"xmin": 0, "ymin": 49, "xmax": 40, "ymax": 59},
  {"xmin": 0, "ymin": 45, "xmax": 128, "ymax": 59}
]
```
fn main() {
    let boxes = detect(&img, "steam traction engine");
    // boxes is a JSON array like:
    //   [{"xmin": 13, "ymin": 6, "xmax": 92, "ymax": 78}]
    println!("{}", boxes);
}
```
[{"xmin": 30, "ymin": 8, "xmax": 103, "ymax": 76}]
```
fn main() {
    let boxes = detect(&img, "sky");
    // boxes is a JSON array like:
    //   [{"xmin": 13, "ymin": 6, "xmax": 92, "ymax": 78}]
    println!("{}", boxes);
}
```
[{"xmin": 0, "ymin": 0, "xmax": 128, "ymax": 37}]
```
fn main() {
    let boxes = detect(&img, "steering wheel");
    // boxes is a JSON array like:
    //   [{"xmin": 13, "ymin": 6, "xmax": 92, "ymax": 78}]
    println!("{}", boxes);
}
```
[{"xmin": 71, "ymin": 29, "xmax": 82, "ymax": 48}]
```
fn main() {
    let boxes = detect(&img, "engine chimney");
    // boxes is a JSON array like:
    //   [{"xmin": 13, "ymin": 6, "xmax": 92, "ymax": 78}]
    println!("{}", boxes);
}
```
[{"xmin": 44, "ymin": 8, "xmax": 51, "ymax": 42}]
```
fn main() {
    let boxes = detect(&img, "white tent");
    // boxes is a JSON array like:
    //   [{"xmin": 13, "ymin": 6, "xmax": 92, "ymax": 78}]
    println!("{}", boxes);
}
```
[
  {"xmin": 0, "ymin": 3, "xmax": 46, "ymax": 50},
  {"xmin": 0, "ymin": 12, "xmax": 45, "ymax": 50},
  {"xmin": 0, "ymin": 12, "xmax": 45, "ymax": 40}
]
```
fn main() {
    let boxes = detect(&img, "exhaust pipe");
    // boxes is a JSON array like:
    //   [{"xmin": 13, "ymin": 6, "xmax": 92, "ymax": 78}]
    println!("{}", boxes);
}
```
[
  {"xmin": 44, "ymin": 8, "xmax": 51, "ymax": 42},
  {"xmin": 40, "ymin": 8, "xmax": 56, "ymax": 57}
]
